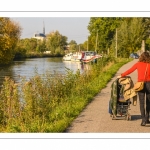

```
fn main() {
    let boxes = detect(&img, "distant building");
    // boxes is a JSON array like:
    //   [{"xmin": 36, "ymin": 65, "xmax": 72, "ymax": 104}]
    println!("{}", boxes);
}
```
[
  {"xmin": 33, "ymin": 21, "xmax": 46, "ymax": 41},
  {"xmin": 33, "ymin": 33, "xmax": 46, "ymax": 41}
]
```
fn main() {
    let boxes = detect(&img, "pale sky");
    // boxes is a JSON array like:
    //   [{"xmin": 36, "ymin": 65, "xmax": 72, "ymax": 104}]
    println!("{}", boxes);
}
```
[{"xmin": 11, "ymin": 17, "xmax": 90, "ymax": 44}]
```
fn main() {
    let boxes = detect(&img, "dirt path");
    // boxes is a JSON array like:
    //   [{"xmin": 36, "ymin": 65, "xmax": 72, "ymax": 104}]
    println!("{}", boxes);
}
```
[{"xmin": 65, "ymin": 59, "xmax": 150, "ymax": 133}]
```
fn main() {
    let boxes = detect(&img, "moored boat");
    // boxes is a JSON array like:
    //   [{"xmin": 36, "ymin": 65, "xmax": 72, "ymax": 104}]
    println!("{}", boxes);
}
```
[
  {"xmin": 62, "ymin": 53, "xmax": 73, "ymax": 61},
  {"xmin": 70, "ymin": 52, "xmax": 82, "ymax": 62},
  {"xmin": 63, "ymin": 52, "xmax": 82, "ymax": 61},
  {"xmin": 80, "ymin": 51, "xmax": 102, "ymax": 63}
]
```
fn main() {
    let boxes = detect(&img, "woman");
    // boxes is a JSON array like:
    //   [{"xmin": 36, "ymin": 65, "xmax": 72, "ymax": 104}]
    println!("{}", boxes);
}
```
[{"xmin": 117, "ymin": 51, "xmax": 150, "ymax": 126}]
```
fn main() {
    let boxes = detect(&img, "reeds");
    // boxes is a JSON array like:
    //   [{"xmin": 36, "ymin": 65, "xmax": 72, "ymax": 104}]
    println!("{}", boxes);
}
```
[{"xmin": 0, "ymin": 57, "xmax": 130, "ymax": 132}]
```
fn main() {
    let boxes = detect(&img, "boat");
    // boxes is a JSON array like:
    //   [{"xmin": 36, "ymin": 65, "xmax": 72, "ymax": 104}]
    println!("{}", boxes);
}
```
[
  {"xmin": 63, "ymin": 52, "xmax": 82, "ymax": 62},
  {"xmin": 70, "ymin": 52, "xmax": 82, "ymax": 62},
  {"xmin": 80, "ymin": 51, "xmax": 102, "ymax": 63},
  {"xmin": 62, "ymin": 53, "xmax": 73, "ymax": 61}
]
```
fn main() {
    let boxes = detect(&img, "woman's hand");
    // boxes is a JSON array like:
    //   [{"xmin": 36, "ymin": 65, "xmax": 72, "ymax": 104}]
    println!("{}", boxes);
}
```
[{"xmin": 117, "ymin": 75, "xmax": 121, "ymax": 78}]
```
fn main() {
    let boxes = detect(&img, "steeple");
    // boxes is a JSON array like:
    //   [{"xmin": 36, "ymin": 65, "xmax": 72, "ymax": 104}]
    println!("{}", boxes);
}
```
[{"xmin": 43, "ymin": 21, "xmax": 45, "ymax": 35}]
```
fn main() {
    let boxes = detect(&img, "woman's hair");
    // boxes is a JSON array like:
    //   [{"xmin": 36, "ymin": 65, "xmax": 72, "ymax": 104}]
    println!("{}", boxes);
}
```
[{"xmin": 139, "ymin": 51, "xmax": 150, "ymax": 63}]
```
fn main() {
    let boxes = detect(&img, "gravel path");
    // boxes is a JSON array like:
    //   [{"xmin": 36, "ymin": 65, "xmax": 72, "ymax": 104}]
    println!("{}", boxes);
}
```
[{"xmin": 65, "ymin": 59, "xmax": 150, "ymax": 133}]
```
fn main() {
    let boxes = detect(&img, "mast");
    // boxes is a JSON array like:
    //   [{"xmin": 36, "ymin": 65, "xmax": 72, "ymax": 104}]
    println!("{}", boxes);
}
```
[
  {"xmin": 43, "ymin": 21, "xmax": 45, "ymax": 35},
  {"xmin": 95, "ymin": 30, "xmax": 98, "ymax": 53},
  {"xmin": 87, "ymin": 36, "xmax": 88, "ymax": 51}
]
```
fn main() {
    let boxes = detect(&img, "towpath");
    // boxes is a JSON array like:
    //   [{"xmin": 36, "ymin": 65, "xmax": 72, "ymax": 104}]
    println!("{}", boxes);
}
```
[{"xmin": 65, "ymin": 59, "xmax": 150, "ymax": 133}]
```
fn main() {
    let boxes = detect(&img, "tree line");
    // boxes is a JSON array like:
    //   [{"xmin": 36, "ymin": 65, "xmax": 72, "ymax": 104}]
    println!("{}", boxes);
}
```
[
  {"xmin": 87, "ymin": 17, "xmax": 150, "ymax": 57},
  {"xmin": 1, "ymin": 17, "xmax": 150, "ymax": 65}
]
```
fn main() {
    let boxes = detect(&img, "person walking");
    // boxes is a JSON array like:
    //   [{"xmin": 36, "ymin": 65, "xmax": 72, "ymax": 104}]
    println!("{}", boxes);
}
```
[{"xmin": 117, "ymin": 51, "xmax": 150, "ymax": 126}]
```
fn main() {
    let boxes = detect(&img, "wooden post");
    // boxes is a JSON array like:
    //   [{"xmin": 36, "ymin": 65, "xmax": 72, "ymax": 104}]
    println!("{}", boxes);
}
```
[
  {"xmin": 107, "ymin": 48, "xmax": 109, "ymax": 55},
  {"xmin": 95, "ymin": 30, "xmax": 98, "ymax": 53},
  {"xmin": 115, "ymin": 28, "xmax": 117, "ymax": 58},
  {"xmin": 141, "ymin": 40, "xmax": 145, "ymax": 52}
]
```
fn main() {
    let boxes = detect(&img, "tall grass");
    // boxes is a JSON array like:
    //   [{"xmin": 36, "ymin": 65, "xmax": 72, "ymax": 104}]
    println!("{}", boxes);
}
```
[{"xmin": 0, "ymin": 57, "xmax": 130, "ymax": 132}]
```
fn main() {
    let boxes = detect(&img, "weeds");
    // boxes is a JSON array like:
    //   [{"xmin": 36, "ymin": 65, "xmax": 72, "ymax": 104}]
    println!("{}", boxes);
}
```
[{"xmin": 0, "ymin": 57, "xmax": 130, "ymax": 132}]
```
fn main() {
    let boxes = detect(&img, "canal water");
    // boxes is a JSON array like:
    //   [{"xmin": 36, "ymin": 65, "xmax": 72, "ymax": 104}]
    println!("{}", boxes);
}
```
[{"xmin": 0, "ymin": 57, "xmax": 89, "ymax": 87}]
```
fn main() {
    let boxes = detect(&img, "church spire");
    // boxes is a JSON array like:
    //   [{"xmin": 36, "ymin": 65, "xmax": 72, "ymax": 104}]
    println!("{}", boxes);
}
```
[{"xmin": 43, "ymin": 21, "xmax": 45, "ymax": 35}]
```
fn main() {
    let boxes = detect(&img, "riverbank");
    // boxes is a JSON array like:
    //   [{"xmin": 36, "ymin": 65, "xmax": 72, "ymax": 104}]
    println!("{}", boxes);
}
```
[
  {"xmin": 13, "ymin": 52, "xmax": 64, "ymax": 60},
  {"xmin": 0, "ymin": 57, "xmax": 130, "ymax": 132}
]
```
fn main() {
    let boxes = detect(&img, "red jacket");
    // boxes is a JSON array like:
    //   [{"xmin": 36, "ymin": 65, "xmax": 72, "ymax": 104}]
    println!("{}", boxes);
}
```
[{"xmin": 121, "ymin": 62, "xmax": 150, "ymax": 82}]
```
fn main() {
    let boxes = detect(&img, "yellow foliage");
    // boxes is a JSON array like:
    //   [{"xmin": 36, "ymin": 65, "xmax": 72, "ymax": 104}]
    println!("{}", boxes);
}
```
[{"xmin": 0, "ymin": 17, "xmax": 22, "ymax": 64}]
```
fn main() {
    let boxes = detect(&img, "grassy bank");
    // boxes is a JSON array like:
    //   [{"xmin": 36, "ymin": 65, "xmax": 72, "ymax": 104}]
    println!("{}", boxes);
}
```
[
  {"xmin": 0, "ymin": 57, "xmax": 131, "ymax": 132},
  {"xmin": 14, "ymin": 52, "xmax": 64, "ymax": 60}
]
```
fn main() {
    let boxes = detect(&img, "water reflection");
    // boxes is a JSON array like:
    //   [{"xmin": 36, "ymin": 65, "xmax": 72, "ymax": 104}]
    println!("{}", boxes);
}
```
[{"xmin": 0, "ymin": 57, "xmax": 90, "ymax": 87}]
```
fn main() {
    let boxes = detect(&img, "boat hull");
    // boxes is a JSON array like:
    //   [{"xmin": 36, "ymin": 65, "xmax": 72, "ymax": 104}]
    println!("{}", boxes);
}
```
[{"xmin": 80, "ymin": 51, "xmax": 102, "ymax": 63}]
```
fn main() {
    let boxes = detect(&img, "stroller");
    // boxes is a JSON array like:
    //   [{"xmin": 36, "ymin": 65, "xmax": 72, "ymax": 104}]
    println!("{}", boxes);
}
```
[{"xmin": 109, "ymin": 77, "xmax": 136, "ymax": 121}]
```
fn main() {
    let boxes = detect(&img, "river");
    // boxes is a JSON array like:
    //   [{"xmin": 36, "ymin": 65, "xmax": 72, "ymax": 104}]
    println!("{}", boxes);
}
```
[{"xmin": 0, "ymin": 57, "xmax": 89, "ymax": 87}]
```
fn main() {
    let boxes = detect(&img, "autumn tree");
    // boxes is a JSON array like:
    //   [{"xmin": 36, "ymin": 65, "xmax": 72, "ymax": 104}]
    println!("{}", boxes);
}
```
[{"xmin": 0, "ymin": 17, "xmax": 21, "ymax": 65}]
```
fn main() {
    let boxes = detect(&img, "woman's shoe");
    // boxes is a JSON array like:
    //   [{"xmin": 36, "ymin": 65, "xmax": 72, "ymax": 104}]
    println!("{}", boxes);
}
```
[
  {"xmin": 141, "ymin": 121, "xmax": 146, "ymax": 126},
  {"xmin": 146, "ymin": 120, "xmax": 150, "ymax": 124}
]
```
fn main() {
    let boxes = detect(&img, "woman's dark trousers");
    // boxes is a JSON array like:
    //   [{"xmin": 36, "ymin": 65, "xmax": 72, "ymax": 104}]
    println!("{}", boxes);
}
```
[{"xmin": 138, "ymin": 82, "xmax": 150, "ymax": 122}]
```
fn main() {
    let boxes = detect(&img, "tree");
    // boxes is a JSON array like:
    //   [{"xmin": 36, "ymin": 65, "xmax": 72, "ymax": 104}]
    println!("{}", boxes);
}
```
[
  {"xmin": 69, "ymin": 40, "xmax": 77, "ymax": 45},
  {"xmin": 78, "ymin": 43, "xmax": 84, "ymax": 51},
  {"xmin": 82, "ymin": 36, "xmax": 93, "ymax": 51},
  {"xmin": 68, "ymin": 40, "xmax": 77, "ymax": 51},
  {"xmin": 111, "ymin": 18, "xmax": 147, "ymax": 57},
  {"xmin": 0, "ymin": 17, "xmax": 21, "ymax": 64},
  {"xmin": 46, "ymin": 30, "xmax": 67, "ymax": 54},
  {"xmin": 36, "ymin": 40, "xmax": 46, "ymax": 53},
  {"xmin": 87, "ymin": 17, "xmax": 150, "ymax": 57},
  {"xmin": 87, "ymin": 17, "xmax": 123, "ymax": 53},
  {"xmin": 146, "ymin": 38, "xmax": 150, "ymax": 51}
]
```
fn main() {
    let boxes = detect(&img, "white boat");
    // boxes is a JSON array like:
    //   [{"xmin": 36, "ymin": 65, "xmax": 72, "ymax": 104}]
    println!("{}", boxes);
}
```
[
  {"xmin": 63, "ymin": 52, "xmax": 82, "ymax": 61},
  {"xmin": 62, "ymin": 53, "xmax": 73, "ymax": 61},
  {"xmin": 80, "ymin": 51, "xmax": 102, "ymax": 63},
  {"xmin": 71, "ymin": 52, "xmax": 82, "ymax": 62}
]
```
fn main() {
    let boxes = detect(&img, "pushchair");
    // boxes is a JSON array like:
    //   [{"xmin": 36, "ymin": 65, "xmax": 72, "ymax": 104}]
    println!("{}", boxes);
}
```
[{"xmin": 109, "ymin": 77, "xmax": 136, "ymax": 121}]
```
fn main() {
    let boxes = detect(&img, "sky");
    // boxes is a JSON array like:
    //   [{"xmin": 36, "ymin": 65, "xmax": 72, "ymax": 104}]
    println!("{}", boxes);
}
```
[{"xmin": 11, "ymin": 17, "xmax": 90, "ymax": 44}]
